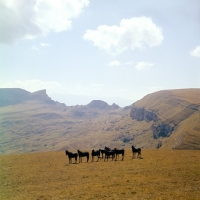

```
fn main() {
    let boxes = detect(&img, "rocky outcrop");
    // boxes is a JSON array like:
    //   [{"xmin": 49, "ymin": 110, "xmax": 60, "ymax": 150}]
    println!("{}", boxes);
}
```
[
  {"xmin": 87, "ymin": 100, "xmax": 120, "ymax": 110},
  {"xmin": 0, "ymin": 88, "xmax": 62, "ymax": 107},
  {"xmin": 151, "ymin": 123, "xmax": 175, "ymax": 139},
  {"xmin": 130, "ymin": 102, "xmax": 199, "ymax": 140},
  {"xmin": 111, "ymin": 103, "xmax": 120, "ymax": 109},
  {"xmin": 87, "ymin": 100, "xmax": 109, "ymax": 109},
  {"xmin": 30, "ymin": 89, "xmax": 56, "ymax": 105},
  {"xmin": 130, "ymin": 106, "xmax": 158, "ymax": 122},
  {"xmin": 0, "ymin": 88, "xmax": 30, "ymax": 107}
]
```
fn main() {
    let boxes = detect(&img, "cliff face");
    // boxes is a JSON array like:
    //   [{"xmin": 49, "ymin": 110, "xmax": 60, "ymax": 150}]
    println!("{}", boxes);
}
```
[
  {"xmin": 130, "ymin": 106, "xmax": 173, "ymax": 139},
  {"xmin": 30, "ymin": 89, "xmax": 56, "ymax": 105},
  {"xmin": 130, "ymin": 106, "xmax": 158, "ymax": 122},
  {"xmin": 151, "ymin": 123, "xmax": 174, "ymax": 139},
  {"xmin": 130, "ymin": 105, "xmax": 198, "ymax": 139},
  {"xmin": 130, "ymin": 89, "xmax": 200, "ymax": 143}
]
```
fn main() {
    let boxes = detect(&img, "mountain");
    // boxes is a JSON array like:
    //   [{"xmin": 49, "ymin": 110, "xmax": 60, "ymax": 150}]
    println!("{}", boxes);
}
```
[
  {"xmin": 0, "ymin": 88, "xmax": 63, "ymax": 107},
  {"xmin": 0, "ymin": 88, "xmax": 199, "ymax": 154},
  {"xmin": 130, "ymin": 89, "xmax": 200, "ymax": 149}
]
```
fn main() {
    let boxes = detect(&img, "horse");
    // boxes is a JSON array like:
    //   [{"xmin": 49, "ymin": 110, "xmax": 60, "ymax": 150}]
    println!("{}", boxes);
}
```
[
  {"xmin": 99, "ymin": 149, "xmax": 105, "ymax": 158},
  {"xmin": 114, "ymin": 148, "xmax": 125, "ymax": 161},
  {"xmin": 105, "ymin": 146, "xmax": 112, "ymax": 151},
  {"xmin": 77, "ymin": 150, "xmax": 89, "ymax": 163},
  {"xmin": 65, "ymin": 150, "xmax": 78, "ymax": 164},
  {"xmin": 104, "ymin": 147, "xmax": 115, "ymax": 161},
  {"xmin": 91, "ymin": 149, "xmax": 101, "ymax": 162},
  {"xmin": 131, "ymin": 145, "xmax": 141, "ymax": 158}
]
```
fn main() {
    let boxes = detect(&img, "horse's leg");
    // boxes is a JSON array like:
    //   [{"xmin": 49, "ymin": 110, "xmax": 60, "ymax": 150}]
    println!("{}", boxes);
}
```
[
  {"xmin": 139, "ymin": 151, "xmax": 141, "ymax": 158},
  {"xmin": 132, "ymin": 152, "xmax": 135, "ymax": 159},
  {"xmin": 137, "ymin": 152, "xmax": 140, "ymax": 158}
]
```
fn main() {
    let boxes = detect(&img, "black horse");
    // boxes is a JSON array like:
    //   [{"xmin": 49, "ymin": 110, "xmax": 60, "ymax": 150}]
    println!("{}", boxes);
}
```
[
  {"xmin": 99, "ymin": 149, "xmax": 105, "ymax": 158},
  {"xmin": 114, "ymin": 148, "xmax": 125, "ymax": 161},
  {"xmin": 132, "ymin": 145, "xmax": 141, "ymax": 158},
  {"xmin": 91, "ymin": 149, "xmax": 101, "ymax": 162},
  {"xmin": 105, "ymin": 146, "xmax": 112, "ymax": 151},
  {"xmin": 77, "ymin": 150, "xmax": 89, "ymax": 163},
  {"xmin": 65, "ymin": 150, "xmax": 78, "ymax": 164},
  {"xmin": 104, "ymin": 147, "xmax": 115, "ymax": 161}
]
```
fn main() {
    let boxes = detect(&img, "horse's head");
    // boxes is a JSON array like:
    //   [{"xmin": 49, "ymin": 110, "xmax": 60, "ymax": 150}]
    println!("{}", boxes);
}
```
[
  {"xmin": 105, "ymin": 146, "xmax": 110, "ymax": 150},
  {"xmin": 65, "ymin": 150, "xmax": 68, "ymax": 156}
]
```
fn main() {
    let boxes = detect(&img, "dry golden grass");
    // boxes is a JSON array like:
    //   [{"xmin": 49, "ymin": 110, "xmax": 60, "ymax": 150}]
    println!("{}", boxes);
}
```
[{"xmin": 1, "ymin": 149, "xmax": 200, "ymax": 200}]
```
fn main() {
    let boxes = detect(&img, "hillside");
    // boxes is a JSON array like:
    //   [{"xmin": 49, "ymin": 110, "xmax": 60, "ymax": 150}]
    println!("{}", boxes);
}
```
[
  {"xmin": 130, "ymin": 89, "xmax": 200, "ymax": 149},
  {"xmin": 0, "ymin": 88, "xmax": 200, "ymax": 154}
]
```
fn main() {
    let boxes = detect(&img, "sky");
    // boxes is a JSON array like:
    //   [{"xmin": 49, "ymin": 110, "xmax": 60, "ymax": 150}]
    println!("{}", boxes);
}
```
[{"xmin": 0, "ymin": 0, "xmax": 200, "ymax": 107}]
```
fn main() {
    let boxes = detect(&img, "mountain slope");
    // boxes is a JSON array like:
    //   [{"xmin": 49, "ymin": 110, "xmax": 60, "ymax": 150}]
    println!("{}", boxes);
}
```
[
  {"xmin": 0, "ymin": 88, "xmax": 200, "ymax": 154},
  {"xmin": 130, "ymin": 89, "xmax": 200, "ymax": 149}
]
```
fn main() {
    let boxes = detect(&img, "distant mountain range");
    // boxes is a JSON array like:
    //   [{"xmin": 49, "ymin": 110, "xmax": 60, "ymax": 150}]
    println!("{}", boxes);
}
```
[{"xmin": 0, "ymin": 88, "xmax": 200, "ymax": 154}]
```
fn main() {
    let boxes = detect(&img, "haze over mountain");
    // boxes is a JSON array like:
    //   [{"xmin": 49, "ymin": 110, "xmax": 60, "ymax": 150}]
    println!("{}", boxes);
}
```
[{"xmin": 0, "ymin": 88, "xmax": 200, "ymax": 154}]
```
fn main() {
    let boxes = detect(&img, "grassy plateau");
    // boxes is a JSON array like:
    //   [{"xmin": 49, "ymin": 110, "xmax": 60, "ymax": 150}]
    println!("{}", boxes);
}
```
[{"xmin": 0, "ymin": 149, "xmax": 200, "ymax": 200}]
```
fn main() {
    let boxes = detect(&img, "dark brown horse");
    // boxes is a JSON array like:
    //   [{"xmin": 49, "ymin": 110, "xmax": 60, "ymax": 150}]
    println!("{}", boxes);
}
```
[
  {"xmin": 104, "ymin": 147, "xmax": 115, "ymax": 161},
  {"xmin": 65, "ymin": 150, "xmax": 78, "ymax": 164},
  {"xmin": 91, "ymin": 149, "xmax": 101, "ymax": 162},
  {"xmin": 114, "ymin": 148, "xmax": 125, "ymax": 161},
  {"xmin": 99, "ymin": 149, "xmax": 105, "ymax": 158},
  {"xmin": 131, "ymin": 145, "xmax": 141, "ymax": 158},
  {"xmin": 77, "ymin": 150, "xmax": 89, "ymax": 162}
]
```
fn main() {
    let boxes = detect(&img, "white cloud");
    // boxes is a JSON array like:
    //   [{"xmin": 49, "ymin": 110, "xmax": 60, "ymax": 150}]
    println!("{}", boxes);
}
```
[
  {"xmin": 0, "ymin": 0, "xmax": 89, "ymax": 44},
  {"xmin": 134, "ymin": 62, "xmax": 154, "ymax": 70},
  {"xmin": 108, "ymin": 60, "xmax": 121, "ymax": 66},
  {"xmin": 190, "ymin": 46, "xmax": 200, "ymax": 57},
  {"xmin": 1, "ymin": 79, "xmax": 62, "ymax": 93},
  {"xmin": 125, "ymin": 61, "xmax": 135, "ymax": 66},
  {"xmin": 83, "ymin": 16, "xmax": 163, "ymax": 55},
  {"xmin": 40, "ymin": 43, "xmax": 50, "ymax": 47},
  {"xmin": 31, "ymin": 46, "xmax": 39, "ymax": 51}
]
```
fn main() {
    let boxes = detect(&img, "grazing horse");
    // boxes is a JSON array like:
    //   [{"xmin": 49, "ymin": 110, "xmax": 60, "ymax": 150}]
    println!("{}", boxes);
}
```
[
  {"xmin": 132, "ymin": 145, "xmax": 141, "ymax": 158},
  {"xmin": 114, "ymin": 148, "xmax": 125, "ymax": 161},
  {"xmin": 99, "ymin": 149, "xmax": 105, "ymax": 158},
  {"xmin": 77, "ymin": 150, "xmax": 89, "ymax": 163},
  {"xmin": 65, "ymin": 150, "xmax": 78, "ymax": 164},
  {"xmin": 91, "ymin": 149, "xmax": 101, "ymax": 162}
]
